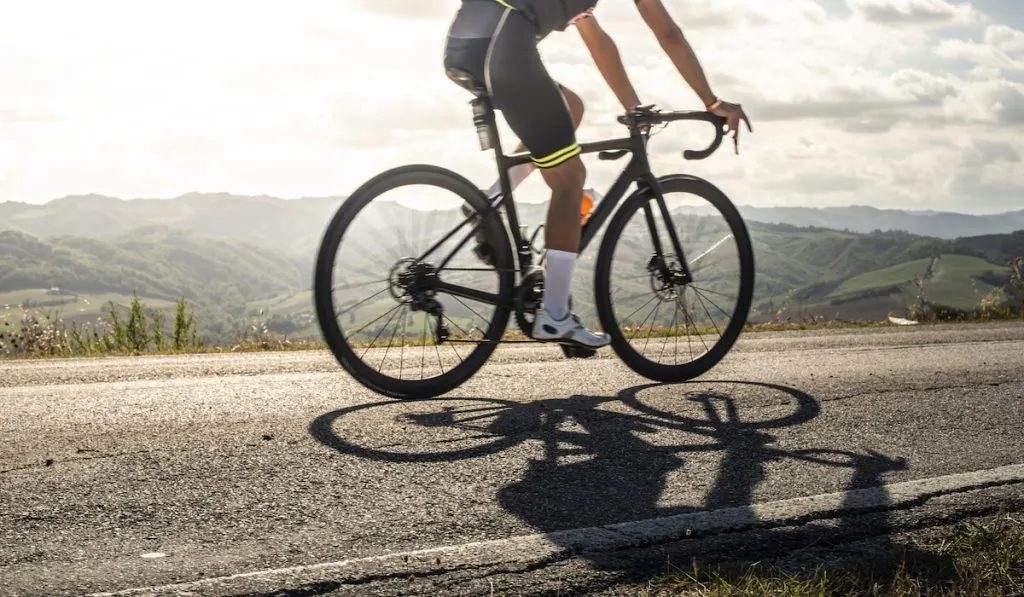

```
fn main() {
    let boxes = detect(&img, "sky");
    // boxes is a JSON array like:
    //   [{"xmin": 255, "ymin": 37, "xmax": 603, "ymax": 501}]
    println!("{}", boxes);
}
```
[{"xmin": 0, "ymin": 0, "xmax": 1021, "ymax": 213}]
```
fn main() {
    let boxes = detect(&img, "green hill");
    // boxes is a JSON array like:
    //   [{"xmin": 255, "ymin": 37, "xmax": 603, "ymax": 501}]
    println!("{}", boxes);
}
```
[
  {"xmin": 243, "ymin": 212, "xmax": 1024, "ymax": 337},
  {"xmin": 749, "ymin": 231, "xmax": 1024, "ymax": 321},
  {"xmin": 1, "ymin": 199, "xmax": 1021, "ymax": 345},
  {"xmin": 0, "ymin": 227, "xmax": 311, "ymax": 341}
]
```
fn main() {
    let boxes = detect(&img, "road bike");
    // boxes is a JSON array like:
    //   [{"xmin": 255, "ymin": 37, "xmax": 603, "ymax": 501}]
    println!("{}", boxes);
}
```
[{"xmin": 314, "ymin": 75, "xmax": 755, "ymax": 400}]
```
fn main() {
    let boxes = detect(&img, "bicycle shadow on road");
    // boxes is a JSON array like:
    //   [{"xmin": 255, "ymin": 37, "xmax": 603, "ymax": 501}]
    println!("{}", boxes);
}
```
[{"xmin": 310, "ymin": 380, "xmax": 948, "ymax": 589}]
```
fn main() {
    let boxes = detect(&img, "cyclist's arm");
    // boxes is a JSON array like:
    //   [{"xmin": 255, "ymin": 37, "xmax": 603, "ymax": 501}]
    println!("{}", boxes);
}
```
[
  {"xmin": 575, "ymin": 16, "xmax": 642, "ymax": 112},
  {"xmin": 635, "ymin": 0, "xmax": 717, "ymax": 107}
]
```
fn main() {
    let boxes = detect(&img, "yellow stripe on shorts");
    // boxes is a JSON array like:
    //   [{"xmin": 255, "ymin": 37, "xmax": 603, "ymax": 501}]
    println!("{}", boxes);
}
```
[{"xmin": 532, "ymin": 143, "xmax": 582, "ymax": 168}]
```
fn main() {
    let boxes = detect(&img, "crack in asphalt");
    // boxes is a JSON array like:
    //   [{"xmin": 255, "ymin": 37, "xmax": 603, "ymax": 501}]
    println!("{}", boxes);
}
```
[{"xmin": 138, "ymin": 477, "xmax": 1024, "ymax": 597}]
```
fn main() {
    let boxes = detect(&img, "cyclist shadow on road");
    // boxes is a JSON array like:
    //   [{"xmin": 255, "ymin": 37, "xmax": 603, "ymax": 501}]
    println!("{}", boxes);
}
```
[{"xmin": 311, "ymin": 380, "xmax": 941, "ymax": 584}]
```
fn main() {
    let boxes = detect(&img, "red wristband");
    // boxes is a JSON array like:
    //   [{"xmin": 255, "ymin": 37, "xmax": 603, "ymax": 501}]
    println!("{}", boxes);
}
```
[{"xmin": 706, "ymin": 98, "xmax": 722, "ymax": 111}]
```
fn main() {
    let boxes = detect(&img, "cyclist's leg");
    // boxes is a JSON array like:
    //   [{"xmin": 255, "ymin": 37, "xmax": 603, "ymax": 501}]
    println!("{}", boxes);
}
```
[
  {"xmin": 483, "ymin": 83, "xmax": 585, "ymax": 198},
  {"xmin": 442, "ymin": 0, "xmax": 511, "ymax": 266},
  {"xmin": 485, "ymin": 10, "xmax": 609, "ymax": 348}
]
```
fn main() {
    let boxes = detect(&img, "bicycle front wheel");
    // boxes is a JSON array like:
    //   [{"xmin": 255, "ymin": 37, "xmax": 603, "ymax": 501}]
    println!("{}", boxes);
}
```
[
  {"xmin": 595, "ymin": 175, "xmax": 754, "ymax": 382},
  {"xmin": 314, "ymin": 165, "xmax": 514, "ymax": 400}
]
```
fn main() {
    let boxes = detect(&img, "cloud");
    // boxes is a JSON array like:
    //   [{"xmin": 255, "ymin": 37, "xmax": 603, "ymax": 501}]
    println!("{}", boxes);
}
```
[
  {"xmin": 0, "ymin": 0, "xmax": 1020, "ymax": 215},
  {"xmin": 986, "ymin": 82, "xmax": 1024, "ymax": 123},
  {"xmin": 962, "ymin": 139, "xmax": 1022, "ymax": 167},
  {"xmin": 764, "ymin": 171, "xmax": 868, "ymax": 194},
  {"xmin": 935, "ymin": 38, "xmax": 1024, "ymax": 70},
  {"xmin": 748, "ymin": 68, "xmax": 959, "ymax": 131},
  {"xmin": 847, "ymin": 0, "xmax": 981, "ymax": 27},
  {"xmin": 348, "ymin": 0, "xmax": 450, "ymax": 20},
  {"xmin": 935, "ymin": 23, "xmax": 1024, "ymax": 71},
  {"xmin": 986, "ymin": 24, "xmax": 1024, "ymax": 53}
]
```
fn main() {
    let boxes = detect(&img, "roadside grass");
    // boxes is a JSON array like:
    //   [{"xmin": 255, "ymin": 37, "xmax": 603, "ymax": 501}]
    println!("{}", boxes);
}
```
[
  {"xmin": 1, "ymin": 314, "xmax": 1018, "ymax": 361},
  {"xmin": 1, "ymin": 256, "xmax": 1021, "ymax": 360},
  {"xmin": 630, "ymin": 513, "xmax": 1024, "ymax": 597}
]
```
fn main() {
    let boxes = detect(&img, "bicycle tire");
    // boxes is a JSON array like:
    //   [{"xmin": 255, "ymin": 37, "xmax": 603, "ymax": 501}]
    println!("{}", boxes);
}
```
[
  {"xmin": 314, "ymin": 164, "xmax": 514, "ymax": 400},
  {"xmin": 594, "ymin": 175, "xmax": 754, "ymax": 382}
]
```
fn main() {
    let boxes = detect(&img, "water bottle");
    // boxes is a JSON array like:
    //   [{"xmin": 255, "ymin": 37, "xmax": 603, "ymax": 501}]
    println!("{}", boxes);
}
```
[{"xmin": 580, "ymin": 188, "xmax": 600, "ymax": 224}]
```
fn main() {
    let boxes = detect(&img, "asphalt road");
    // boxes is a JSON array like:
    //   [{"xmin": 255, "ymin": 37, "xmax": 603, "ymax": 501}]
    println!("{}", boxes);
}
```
[{"xmin": 2, "ymin": 322, "xmax": 1024, "ymax": 596}]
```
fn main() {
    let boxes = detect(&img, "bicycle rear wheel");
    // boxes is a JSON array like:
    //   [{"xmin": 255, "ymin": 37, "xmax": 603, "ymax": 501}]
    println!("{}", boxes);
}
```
[
  {"xmin": 314, "ymin": 165, "xmax": 514, "ymax": 399},
  {"xmin": 595, "ymin": 175, "xmax": 754, "ymax": 382}
]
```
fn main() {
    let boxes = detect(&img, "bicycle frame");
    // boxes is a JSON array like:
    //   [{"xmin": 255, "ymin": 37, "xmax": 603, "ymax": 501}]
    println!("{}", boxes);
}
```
[{"xmin": 426, "ymin": 95, "xmax": 718, "ymax": 311}]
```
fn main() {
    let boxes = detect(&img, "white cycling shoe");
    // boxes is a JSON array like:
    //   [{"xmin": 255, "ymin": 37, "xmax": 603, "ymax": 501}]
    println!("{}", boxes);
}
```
[{"xmin": 532, "ymin": 309, "xmax": 611, "ymax": 349}]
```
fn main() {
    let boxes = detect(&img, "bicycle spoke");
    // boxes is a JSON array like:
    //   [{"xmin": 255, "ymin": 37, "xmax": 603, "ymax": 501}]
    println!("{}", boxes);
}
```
[
  {"xmin": 434, "ymin": 336, "xmax": 445, "ymax": 376},
  {"xmin": 416, "ymin": 215, "xmax": 476, "ymax": 264},
  {"xmin": 689, "ymin": 285, "xmax": 734, "ymax": 300},
  {"xmin": 420, "ymin": 315, "xmax": 428, "ymax": 380},
  {"xmin": 674, "ymin": 306, "xmax": 681, "ymax": 365},
  {"xmin": 450, "ymin": 295, "xmax": 491, "ymax": 329},
  {"xmin": 336, "ymin": 287, "xmax": 390, "ymax": 319},
  {"xmin": 315, "ymin": 172, "xmax": 515, "ymax": 399},
  {"xmin": 334, "ymin": 278, "xmax": 388, "ymax": 292},
  {"xmin": 628, "ymin": 295, "xmax": 662, "ymax": 344},
  {"xmin": 641, "ymin": 298, "xmax": 663, "ymax": 355},
  {"xmin": 600, "ymin": 176, "xmax": 751, "ymax": 378},
  {"xmin": 396, "ymin": 205, "xmax": 415, "ymax": 258},
  {"xmin": 690, "ymin": 287, "xmax": 734, "ymax": 322},
  {"xmin": 678, "ymin": 295, "xmax": 711, "ymax": 353},
  {"xmin": 378, "ymin": 305, "xmax": 407, "ymax": 373},
  {"xmin": 359, "ymin": 305, "xmax": 403, "ymax": 360},
  {"xmin": 340, "ymin": 234, "xmax": 398, "ymax": 272},
  {"xmin": 692, "ymin": 289, "xmax": 723, "ymax": 338},
  {"xmin": 613, "ymin": 289, "xmax": 660, "ymax": 304},
  {"xmin": 620, "ymin": 293, "xmax": 660, "ymax": 329},
  {"xmin": 442, "ymin": 312, "xmax": 476, "ymax": 343},
  {"xmin": 442, "ymin": 314, "xmax": 466, "ymax": 365},
  {"xmin": 659, "ymin": 303, "xmax": 679, "ymax": 362},
  {"xmin": 681, "ymin": 300, "xmax": 695, "ymax": 361}
]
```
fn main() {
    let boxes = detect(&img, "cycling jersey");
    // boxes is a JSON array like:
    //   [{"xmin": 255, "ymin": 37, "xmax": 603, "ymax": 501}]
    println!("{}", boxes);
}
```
[{"xmin": 495, "ymin": 0, "xmax": 598, "ymax": 39}]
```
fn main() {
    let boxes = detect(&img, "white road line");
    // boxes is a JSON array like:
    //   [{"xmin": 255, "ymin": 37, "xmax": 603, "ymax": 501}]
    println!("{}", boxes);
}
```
[{"xmin": 87, "ymin": 463, "xmax": 1024, "ymax": 597}]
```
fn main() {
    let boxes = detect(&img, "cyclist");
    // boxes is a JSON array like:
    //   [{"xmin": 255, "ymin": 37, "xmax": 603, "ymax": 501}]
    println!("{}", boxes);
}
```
[{"xmin": 443, "ymin": 0, "xmax": 752, "ymax": 349}]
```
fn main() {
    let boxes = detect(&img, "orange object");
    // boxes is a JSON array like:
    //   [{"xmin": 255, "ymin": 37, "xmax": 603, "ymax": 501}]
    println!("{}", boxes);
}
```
[{"xmin": 580, "ymin": 191, "xmax": 595, "ymax": 224}]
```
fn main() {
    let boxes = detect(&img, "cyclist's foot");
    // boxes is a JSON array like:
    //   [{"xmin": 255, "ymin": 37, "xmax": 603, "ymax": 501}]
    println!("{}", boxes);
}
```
[
  {"xmin": 461, "ymin": 200, "xmax": 500, "ymax": 267},
  {"xmin": 532, "ymin": 309, "xmax": 611, "ymax": 349}
]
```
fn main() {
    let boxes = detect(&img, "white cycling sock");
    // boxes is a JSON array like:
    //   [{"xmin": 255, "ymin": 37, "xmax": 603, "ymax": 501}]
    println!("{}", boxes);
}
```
[
  {"xmin": 486, "ymin": 163, "xmax": 534, "ymax": 197},
  {"xmin": 542, "ymin": 249, "xmax": 576, "ymax": 321}
]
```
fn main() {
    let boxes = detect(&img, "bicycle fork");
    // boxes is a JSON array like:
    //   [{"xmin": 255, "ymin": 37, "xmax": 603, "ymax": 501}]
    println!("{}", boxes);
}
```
[{"xmin": 639, "ymin": 175, "xmax": 694, "ymax": 287}]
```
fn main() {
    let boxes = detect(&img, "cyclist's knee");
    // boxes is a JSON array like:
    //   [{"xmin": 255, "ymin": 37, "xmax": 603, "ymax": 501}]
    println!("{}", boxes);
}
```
[{"xmin": 540, "ymin": 157, "xmax": 586, "ymax": 196}]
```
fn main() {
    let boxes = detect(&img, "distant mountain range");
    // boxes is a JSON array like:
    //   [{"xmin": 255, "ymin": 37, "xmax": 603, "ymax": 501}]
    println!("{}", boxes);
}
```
[
  {"xmin": 734, "ymin": 205, "xmax": 1024, "ymax": 239},
  {"xmin": 3, "ymin": 193, "xmax": 1024, "ymax": 249},
  {"xmin": 1, "ymin": 193, "xmax": 1021, "ymax": 344}
]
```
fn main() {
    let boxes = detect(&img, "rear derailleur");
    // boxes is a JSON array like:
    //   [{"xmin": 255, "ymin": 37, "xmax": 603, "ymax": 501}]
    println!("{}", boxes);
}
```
[
  {"xmin": 392, "ymin": 259, "xmax": 450, "ymax": 344},
  {"xmin": 413, "ymin": 296, "xmax": 450, "ymax": 344}
]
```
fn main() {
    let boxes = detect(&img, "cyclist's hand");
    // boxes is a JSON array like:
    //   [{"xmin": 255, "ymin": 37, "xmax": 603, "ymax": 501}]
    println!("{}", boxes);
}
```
[{"xmin": 709, "ymin": 100, "xmax": 752, "ymax": 154}]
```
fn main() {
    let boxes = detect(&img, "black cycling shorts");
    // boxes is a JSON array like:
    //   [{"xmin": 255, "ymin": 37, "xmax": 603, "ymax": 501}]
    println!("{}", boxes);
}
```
[{"xmin": 443, "ymin": 0, "xmax": 581, "ymax": 169}]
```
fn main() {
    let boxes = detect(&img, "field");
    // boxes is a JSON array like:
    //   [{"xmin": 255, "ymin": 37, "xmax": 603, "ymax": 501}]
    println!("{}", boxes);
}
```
[{"xmin": 0, "ymin": 288, "xmax": 178, "ymax": 321}]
